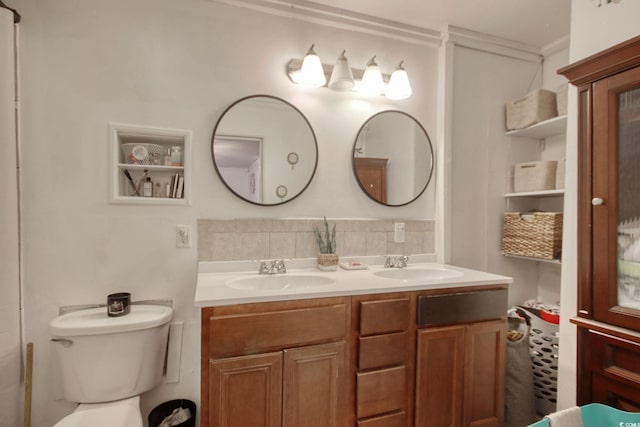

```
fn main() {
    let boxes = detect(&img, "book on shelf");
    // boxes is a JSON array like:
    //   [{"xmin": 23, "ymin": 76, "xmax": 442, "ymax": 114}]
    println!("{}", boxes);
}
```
[
  {"xmin": 167, "ymin": 173, "xmax": 184, "ymax": 199},
  {"xmin": 176, "ymin": 175, "xmax": 184, "ymax": 199}
]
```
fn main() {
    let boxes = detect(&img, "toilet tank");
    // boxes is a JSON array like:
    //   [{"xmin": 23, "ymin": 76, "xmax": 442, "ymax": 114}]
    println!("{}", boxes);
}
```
[{"xmin": 50, "ymin": 304, "xmax": 173, "ymax": 403}]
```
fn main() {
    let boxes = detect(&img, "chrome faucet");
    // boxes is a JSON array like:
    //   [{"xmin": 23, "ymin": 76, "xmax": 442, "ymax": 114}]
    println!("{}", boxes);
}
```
[
  {"xmin": 384, "ymin": 255, "xmax": 410, "ymax": 268},
  {"xmin": 258, "ymin": 259, "xmax": 287, "ymax": 274},
  {"xmin": 395, "ymin": 255, "xmax": 409, "ymax": 268}
]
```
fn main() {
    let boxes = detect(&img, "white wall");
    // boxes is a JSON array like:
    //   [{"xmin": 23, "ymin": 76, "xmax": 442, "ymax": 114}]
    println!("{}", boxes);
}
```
[
  {"xmin": 556, "ymin": 0, "xmax": 640, "ymax": 412},
  {"xmin": 0, "ymin": 8, "xmax": 22, "ymax": 427},
  {"xmin": 447, "ymin": 38, "xmax": 545, "ymax": 307},
  {"xmin": 17, "ymin": 0, "xmax": 439, "ymax": 425}
]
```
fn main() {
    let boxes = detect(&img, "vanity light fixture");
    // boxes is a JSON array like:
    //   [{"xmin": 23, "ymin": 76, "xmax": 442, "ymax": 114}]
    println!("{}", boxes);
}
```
[
  {"xmin": 297, "ymin": 44, "xmax": 326, "ymax": 88},
  {"xmin": 286, "ymin": 49, "xmax": 412, "ymax": 99},
  {"xmin": 385, "ymin": 61, "xmax": 412, "ymax": 100},
  {"xmin": 358, "ymin": 56, "xmax": 385, "ymax": 97},
  {"xmin": 328, "ymin": 50, "xmax": 355, "ymax": 91}
]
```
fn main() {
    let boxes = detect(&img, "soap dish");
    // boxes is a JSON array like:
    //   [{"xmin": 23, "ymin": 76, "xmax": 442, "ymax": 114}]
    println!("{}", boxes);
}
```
[{"xmin": 340, "ymin": 261, "xmax": 368, "ymax": 270}]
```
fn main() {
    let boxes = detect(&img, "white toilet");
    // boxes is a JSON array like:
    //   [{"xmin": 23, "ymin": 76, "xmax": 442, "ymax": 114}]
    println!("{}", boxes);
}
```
[{"xmin": 49, "ymin": 304, "xmax": 173, "ymax": 427}]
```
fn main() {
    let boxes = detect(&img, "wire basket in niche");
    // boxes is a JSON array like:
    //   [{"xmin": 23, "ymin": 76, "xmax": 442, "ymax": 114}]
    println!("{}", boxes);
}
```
[{"xmin": 120, "ymin": 143, "xmax": 165, "ymax": 165}]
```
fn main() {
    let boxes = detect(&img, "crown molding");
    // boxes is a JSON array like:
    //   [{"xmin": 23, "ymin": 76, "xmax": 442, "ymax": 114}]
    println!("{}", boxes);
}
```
[
  {"xmin": 441, "ymin": 25, "xmax": 543, "ymax": 63},
  {"xmin": 541, "ymin": 35, "xmax": 570, "ymax": 58},
  {"xmin": 212, "ymin": 0, "xmax": 441, "ymax": 47}
]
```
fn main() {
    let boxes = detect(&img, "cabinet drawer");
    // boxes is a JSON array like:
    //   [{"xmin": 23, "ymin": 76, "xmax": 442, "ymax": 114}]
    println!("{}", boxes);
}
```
[
  {"xmin": 588, "ymin": 328, "xmax": 640, "ymax": 387},
  {"xmin": 357, "ymin": 366, "xmax": 407, "ymax": 418},
  {"xmin": 358, "ymin": 332, "xmax": 408, "ymax": 370},
  {"xmin": 360, "ymin": 298, "xmax": 409, "ymax": 336},
  {"xmin": 417, "ymin": 289, "xmax": 507, "ymax": 326},
  {"xmin": 357, "ymin": 411, "xmax": 407, "ymax": 427},
  {"xmin": 208, "ymin": 304, "xmax": 347, "ymax": 358}
]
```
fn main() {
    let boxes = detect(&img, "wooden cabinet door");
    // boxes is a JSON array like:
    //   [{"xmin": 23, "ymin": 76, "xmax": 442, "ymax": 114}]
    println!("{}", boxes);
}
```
[
  {"xmin": 282, "ymin": 341, "xmax": 347, "ymax": 427},
  {"xmin": 415, "ymin": 320, "xmax": 505, "ymax": 427},
  {"xmin": 591, "ymin": 64, "xmax": 640, "ymax": 331},
  {"xmin": 462, "ymin": 320, "xmax": 506, "ymax": 427},
  {"xmin": 209, "ymin": 352, "xmax": 283, "ymax": 427},
  {"xmin": 415, "ymin": 325, "xmax": 465, "ymax": 427},
  {"xmin": 560, "ymin": 34, "xmax": 640, "ymax": 408}
]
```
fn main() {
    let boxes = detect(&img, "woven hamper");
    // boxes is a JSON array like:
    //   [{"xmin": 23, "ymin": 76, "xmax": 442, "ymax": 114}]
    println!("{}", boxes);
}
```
[{"xmin": 502, "ymin": 212, "xmax": 563, "ymax": 260}]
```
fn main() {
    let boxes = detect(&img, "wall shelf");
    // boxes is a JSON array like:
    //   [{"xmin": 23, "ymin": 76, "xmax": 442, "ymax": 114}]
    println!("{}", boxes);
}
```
[
  {"xmin": 503, "ymin": 253, "xmax": 562, "ymax": 264},
  {"xmin": 109, "ymin": 123, "xmax": 192, "ymax": 205},
  {"xmin": 506, "ymin": 115, "xmax": 567, "ymax": 139},
  {"xmin": 504, "ymin": 189, "xmax": 565, "ymax": 198},
  {"xmin": 503, "ymin": 113, "xmax": 567, "ymax": 265}
]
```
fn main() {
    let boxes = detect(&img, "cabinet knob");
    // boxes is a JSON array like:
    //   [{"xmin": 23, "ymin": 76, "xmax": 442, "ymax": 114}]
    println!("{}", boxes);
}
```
[{"xmin": 591, "ymin": 197, "xmax": 605, "ymax": 206}]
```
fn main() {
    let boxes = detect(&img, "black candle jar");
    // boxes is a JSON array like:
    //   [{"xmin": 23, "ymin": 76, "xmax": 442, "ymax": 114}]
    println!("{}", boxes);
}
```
[{"xmin": 107, "ymin": 292, "xmax": 131, "ymax": 317}]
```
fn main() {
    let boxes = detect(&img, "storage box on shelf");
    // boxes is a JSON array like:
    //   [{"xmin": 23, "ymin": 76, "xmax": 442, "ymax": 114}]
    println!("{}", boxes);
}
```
[
  {"xmin": 506, "ymin": 89, "xmax": 558, "ymax": 131},
  {"xmin": 513, "ymin": 160, "xmax": 558, "ymax": 193},
  {"xmin": 505, "ymin": 116, "xmax": 567, "ymax": 198},
  {"xmin": 502, "ymin": 212, "xmax": 563, "ymax": 261},
  {"xmin": 556, "ymin": 83, "xmax": 568, "ymax": 116},
  {"xmin": 110, "ymin": 123, "xmax": 191, "ymax": 205}
]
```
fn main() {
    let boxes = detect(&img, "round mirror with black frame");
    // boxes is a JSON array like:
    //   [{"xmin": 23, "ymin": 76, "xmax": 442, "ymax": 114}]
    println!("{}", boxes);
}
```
[
  {"xmin": 211, "ymin": 95, "xmax": 318, "ymax": 206},
  {"xmin": 352, "ymin": 110, "xmax": 434, "ymax": 206}
]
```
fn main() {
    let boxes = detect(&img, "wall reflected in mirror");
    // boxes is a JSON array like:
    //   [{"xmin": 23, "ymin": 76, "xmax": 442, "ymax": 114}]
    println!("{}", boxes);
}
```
[
  {"xmin": 353, "ymin": 110, "xmax": 434, "ymax": 206},
  {"xmin": 212, "ymin": 95, "xmax": 318, "ymax": 205}
]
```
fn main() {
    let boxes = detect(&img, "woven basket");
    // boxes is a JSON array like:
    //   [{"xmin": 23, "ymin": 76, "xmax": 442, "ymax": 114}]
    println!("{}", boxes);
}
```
[
  {"xmin": 502, "ymin": 212, "xmax": 563, "ymax": 260},
  {"xmin": 317, "ymin": 253, "xmax": 339, "ymax": 271},
  {"xmin": 506, "ymin": 89, "xmax": 558, "ymax": 130}
]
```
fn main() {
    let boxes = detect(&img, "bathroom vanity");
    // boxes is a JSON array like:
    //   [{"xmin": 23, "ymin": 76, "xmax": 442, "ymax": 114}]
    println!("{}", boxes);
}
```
[{"xmin": 196, "ymin": 259, "xmax": 512, "ymax": 427}]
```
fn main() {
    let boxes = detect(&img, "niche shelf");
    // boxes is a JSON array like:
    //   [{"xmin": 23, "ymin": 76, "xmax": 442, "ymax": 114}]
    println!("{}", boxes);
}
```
[{"xmin": 109, "ymin": 123, "xmax": 192, "ymax": 205}]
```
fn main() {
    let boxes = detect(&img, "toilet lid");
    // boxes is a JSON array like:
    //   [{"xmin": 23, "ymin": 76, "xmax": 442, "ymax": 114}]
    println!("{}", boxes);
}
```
[{"xmin": 54, "ymin": 403, "xmax": 142, "ymax": 427}]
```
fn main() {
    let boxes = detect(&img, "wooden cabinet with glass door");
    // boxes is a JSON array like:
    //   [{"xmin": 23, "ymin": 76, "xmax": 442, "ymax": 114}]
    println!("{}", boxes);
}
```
[
  {"xmin": 559, "ymin": 35, "xmax": 640, "ymax": 409},
  {"xmin": 354, "ymin": 157, "xmax": 388, "ymax": 203}
]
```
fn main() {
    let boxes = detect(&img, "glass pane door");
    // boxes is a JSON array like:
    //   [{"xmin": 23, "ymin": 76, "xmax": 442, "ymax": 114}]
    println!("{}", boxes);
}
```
[{"xmin": 618, "ymin": 87, "xmax": 640, "ymax": 310}]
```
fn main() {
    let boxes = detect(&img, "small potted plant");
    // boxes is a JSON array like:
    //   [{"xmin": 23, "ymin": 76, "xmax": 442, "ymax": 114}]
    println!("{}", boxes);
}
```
[{"xmin": 314, "ymin": 217, "xmax": 339, "ymax": 271}]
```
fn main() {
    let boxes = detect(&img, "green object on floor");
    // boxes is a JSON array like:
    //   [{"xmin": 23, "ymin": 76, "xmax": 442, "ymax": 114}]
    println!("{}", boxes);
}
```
[{"xmin": 528, "ymin": 403, "xmax": 640, "ymax": 427}]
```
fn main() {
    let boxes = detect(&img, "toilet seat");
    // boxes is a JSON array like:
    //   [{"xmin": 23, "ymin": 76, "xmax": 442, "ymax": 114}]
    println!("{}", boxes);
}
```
[{"xmin": 53, "ymin": 396, "xmax": 142, "ymax": 427}]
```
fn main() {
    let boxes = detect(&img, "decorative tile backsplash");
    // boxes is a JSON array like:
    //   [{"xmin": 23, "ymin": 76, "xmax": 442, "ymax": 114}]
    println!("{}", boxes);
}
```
[{"xmin": 198, "ymin": 218, "xmax": 435, "ymax": 261}]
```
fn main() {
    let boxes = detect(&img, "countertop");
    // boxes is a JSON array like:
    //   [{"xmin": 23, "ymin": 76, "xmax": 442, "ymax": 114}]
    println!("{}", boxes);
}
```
[{"xmin": 195, "ymin": 255, "xmax": 513, "ymax": 307}]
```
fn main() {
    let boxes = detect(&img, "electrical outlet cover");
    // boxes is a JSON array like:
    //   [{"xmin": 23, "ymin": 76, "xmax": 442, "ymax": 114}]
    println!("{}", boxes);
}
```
[
  {"xmin": 394, "ymin": 223, "xmax": 405, "ymax": 243},
  {"xmin": 176, "ymin": 225, "xmax": 191, "ymax": 248}
]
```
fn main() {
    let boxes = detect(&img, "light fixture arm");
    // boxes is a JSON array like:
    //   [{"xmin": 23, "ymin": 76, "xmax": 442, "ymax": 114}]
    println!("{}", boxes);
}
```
[{"xmin": 0, "ymin": 0, "xmax": 20, "ymax": 22}]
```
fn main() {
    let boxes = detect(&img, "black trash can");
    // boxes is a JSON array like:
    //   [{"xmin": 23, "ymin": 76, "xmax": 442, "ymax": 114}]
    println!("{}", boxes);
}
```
[{"xmin": 148, "ymin": 399, "xmax": 196, "ymax": 427}]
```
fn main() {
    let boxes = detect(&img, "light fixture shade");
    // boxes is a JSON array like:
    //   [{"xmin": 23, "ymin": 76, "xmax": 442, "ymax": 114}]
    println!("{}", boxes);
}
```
[
  {"xmin": 298, "ymin": 44, "xmax": 326, "ymax": 88},
  {"xmin": 359, "ymin": 56, "xmax": 385, "ymax": 96},
  {"xmin": 328, "ymin": 50, "xmax": 355, "ymax": 91},
  {"xmin": 386, "ymin": 61, "xmax": 412, "ymax": 100}
]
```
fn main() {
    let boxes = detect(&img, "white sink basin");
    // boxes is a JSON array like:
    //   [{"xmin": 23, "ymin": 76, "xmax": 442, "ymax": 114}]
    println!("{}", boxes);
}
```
[
  {"xmin": 226, "ymin": 274, "xmax": 335, "ymax": 291},
  {"xmin": 374, "ymin": 267, "xmax": 463, "ymax": 282}
]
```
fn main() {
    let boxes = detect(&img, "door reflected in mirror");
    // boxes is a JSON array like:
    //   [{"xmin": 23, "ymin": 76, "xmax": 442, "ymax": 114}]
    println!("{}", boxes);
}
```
[
  {"xmin": 352, "ymin": 110, "xmax": 434, "ymax": 206},
  {"xmin": 212, "ymin": 95, "xmax": 318, "ymax": 205}
]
